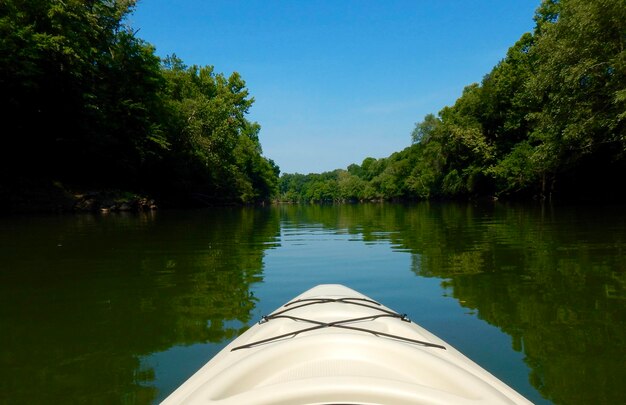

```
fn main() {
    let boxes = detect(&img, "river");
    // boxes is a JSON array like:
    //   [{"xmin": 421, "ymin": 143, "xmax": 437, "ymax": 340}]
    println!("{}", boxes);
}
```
[{"xmin": 1, "ymin": 202, "xmax": 625, "ymax": 404}]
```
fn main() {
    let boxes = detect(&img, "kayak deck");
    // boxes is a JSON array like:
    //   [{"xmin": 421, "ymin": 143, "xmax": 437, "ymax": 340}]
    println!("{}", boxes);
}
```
[{"xmin": 161, "ymin": 284, "xmax": 532, "ymax": 404}]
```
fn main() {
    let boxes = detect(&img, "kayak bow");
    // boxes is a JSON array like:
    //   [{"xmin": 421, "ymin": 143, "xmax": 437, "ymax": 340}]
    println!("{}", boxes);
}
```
[{"xmin": 161, "ymin": 284, "xmax": 532, "ymax": 404}]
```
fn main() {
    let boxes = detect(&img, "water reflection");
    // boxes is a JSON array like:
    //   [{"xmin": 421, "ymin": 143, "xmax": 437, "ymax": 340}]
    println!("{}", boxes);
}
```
[
  {"xmin": 0, "ymin": 208, "xmax": 280, "ymax": 404},
  {"xmin": 1, "ymin": 203, "xmax": 625, "ymax": 404},
  {"xmin": 276, "ymin": 203, "xmax": 626, "ymax": 405}
]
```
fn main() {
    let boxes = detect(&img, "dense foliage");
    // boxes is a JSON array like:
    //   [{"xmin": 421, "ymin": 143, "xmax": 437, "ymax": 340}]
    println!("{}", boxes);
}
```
[
  {"xmin": 280, "ymin": 0, "xmax": 626, "ymax": 203},
  {"xmin": 0, "ymin": 0, "xmax": 278, "ymax": 209}
]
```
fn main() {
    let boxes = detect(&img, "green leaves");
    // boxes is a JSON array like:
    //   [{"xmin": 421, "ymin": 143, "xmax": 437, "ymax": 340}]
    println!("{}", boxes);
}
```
[
  {"xmin": 406, "ymin": 0, "xmax": 626, "ymax": 200},
  {"xmin": 1, "ymin": 0, "xmax": 278, "ymax": 206},
  {"xmin": 522, "ymin": 0, "xmax": 626, "ymax": 197},
  {"xmin": 158, "ymin": 63, "xmax": 278, "ymax": 204}
]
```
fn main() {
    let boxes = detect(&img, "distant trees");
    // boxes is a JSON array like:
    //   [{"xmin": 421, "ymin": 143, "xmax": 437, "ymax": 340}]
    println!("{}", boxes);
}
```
[
  {"xmin": 278, "ymin": 150, "xmax": 419, "ymax": 203},
  {"xmin": 1, "ymin": 0, "xmax": 278, "ymax": 207},
  {"xmin": 279, "ymin": 0, "xmax": 626, "ymax": 203}
]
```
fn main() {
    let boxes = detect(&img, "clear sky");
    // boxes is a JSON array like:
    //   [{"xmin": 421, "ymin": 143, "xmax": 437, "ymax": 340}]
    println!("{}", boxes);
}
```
[{"xmin": 130, "ymin": 0, "xmax": 540, "ymax": 174}]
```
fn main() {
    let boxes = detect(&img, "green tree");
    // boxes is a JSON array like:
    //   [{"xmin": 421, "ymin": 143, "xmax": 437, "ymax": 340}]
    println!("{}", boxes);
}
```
[
  {"xmin": 155, "ymin": 60, "xmax": 277, "ymax": 204},
  {"xmin": 526, "ymin": 0, "xmax": 626, "ymax": 199},
  {"xmin": 1, "ymin": 3, "xmax": 278, "ymax": 210},
  {"xmin": 273, "ymin": 0, "xmax": 626, "ymax": 204},
  {"xmin": 337, "ymin": 170, "xmax": 367, "ymax": 201},
  {"xmin": 0, "ymin": 0, "xmax": 166, "ymax": 187},
  {"xmin": 411, "ymin": 113, "xmax": 439, "ymax": 144},
  {"xmin": 479, "ymin": 33, "xmax": 536, "ymax": 158}
]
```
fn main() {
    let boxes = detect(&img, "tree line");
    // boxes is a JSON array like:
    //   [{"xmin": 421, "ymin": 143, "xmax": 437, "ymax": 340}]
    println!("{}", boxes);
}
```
[
  {"xmin": 2, "ymin": 0, "xmax": 623, "ymax": 209},
  {"xmin": 0, "ymin": 0, "xmax": 278, "ymax": 209},
  {"xmin": 279, "ymin": 0, "xmax": 626, "ymax": 203}
]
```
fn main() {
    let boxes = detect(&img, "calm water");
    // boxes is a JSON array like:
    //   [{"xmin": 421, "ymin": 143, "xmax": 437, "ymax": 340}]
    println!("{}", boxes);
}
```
[{"xmin": 1, "ymin": 203, "xmax": 625, "ymax": 404}]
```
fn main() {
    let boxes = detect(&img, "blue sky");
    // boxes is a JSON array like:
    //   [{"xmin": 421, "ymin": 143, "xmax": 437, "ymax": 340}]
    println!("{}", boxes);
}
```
[{"xmin": 130, "ymin": 0, "xmax": 540, "ymax": 174}]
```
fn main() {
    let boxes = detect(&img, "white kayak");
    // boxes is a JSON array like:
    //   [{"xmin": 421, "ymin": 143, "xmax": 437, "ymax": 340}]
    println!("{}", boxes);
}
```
[{"xmin": 162, "ymin": 284, "xmax": 533, "ymax": 404}]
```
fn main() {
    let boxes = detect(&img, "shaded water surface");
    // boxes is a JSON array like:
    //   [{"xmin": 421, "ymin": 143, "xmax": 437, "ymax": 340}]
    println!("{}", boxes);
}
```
[{"xmin": 1, "ymin": 203, "xmax": 625, "ymax": 404}]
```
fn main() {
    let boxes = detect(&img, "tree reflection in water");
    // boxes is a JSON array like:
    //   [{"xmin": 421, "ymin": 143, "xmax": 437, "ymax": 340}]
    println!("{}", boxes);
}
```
[{"xmin": 1, "ymin": 203, "xmax": 624, "ymax": 404}]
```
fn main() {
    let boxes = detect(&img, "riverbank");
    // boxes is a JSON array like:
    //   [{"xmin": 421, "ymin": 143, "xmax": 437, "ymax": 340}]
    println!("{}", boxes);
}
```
[{"xmin": 0, "ymin": 180, "xmax": 157, "ymax": 214}]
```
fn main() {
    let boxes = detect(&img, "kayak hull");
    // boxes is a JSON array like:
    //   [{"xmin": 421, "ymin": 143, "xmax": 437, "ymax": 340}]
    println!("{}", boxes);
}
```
[{"xmin": 161, "ymin": 284, "xmax": 532, "ymax": 404}]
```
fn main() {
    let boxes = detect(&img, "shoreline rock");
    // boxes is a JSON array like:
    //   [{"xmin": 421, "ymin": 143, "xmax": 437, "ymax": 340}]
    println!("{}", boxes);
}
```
[
  {"xmin": 73, "ymin": 191, "xmax": 157, "ymax": 213},
  {"xmin": 0, "ymin": 179, "xmax": 159, "ymax": 214}
]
